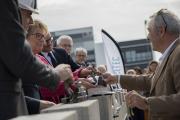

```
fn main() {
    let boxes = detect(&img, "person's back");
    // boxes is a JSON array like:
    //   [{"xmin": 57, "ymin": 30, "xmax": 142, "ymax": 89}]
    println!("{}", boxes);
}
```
[
  {"xmin": 0, "ymin": 1, "xmax": 29, "ymax": 119},
  {"xmin": 0, "ymin": 0, "xmax": 66, "ymax": 119}
]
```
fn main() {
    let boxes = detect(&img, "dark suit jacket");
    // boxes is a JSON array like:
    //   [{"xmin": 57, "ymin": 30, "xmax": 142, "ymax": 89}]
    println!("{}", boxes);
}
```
[
  {"xmin": 25, "ymin": 96, "xmax": 40, "ymax": 115},
  {"xmin": 23, "ymin": 84, "xmax": 40, "ymax": 100},
  {"xmin": 40, "ymin": 48, "xmax": 80, "ymax": 72},
  {"xmin": 120, "ymin": 39, "xmax": 180, "ymax": 120},
  {"xmin": 0, "ymin": 1, "xmax": 60, "ymax": 119}
]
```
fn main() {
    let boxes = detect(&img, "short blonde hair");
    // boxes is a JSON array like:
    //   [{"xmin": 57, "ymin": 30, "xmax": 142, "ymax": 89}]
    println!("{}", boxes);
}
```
[{"xmin": 27, "ymin": 19, "xmax": 48, "ymax": 37}]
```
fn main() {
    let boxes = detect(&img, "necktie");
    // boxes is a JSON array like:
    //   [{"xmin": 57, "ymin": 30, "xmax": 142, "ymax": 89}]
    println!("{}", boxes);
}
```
[{"xmin": 48, "ymin": 52, "xmax": 57, "ymax": 67}]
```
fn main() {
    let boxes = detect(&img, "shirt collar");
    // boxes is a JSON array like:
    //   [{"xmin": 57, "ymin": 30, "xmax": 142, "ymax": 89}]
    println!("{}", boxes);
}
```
[
  {"xmin": 41, "ymin": 52, "xmax": 48, "ymax": 57},
  {"xmin": 159, "ymin": 38, "xmax": 178, "ymax": 64}
]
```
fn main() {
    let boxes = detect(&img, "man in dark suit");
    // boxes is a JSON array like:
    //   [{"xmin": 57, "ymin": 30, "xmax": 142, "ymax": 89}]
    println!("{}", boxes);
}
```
[
  {"xmin": 0, "ymin": 0, "xmax": 72, "ymax": 119},
  {"xmin": 41, "ymin": 32, "xmax": 95, "ymax": 78},
  {"xmin": 40, "ymin": 32, "xmax": 80, "ymax": 71},
  {"xmin": 105, "ymin": 9, "xmax": 180, "ymax": 120}
]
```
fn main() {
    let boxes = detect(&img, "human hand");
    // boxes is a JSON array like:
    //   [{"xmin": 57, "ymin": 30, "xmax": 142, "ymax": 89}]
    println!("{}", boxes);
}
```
[
  {"xmin": 80, "ymin": 67, "xmax": 93, "ymax": 77},
  {"xmin": 102, "ymin": 73, "xmax": 118, "ymax": 84},
  {"xmin": 54, "ymin": 64, "xmax": 73, "ymax": 81},
  {"xmin": 125, "ymin": 90, "xmax": 148, "ymax": 110},
  {"xmin": 39, "ymin": 100, "xmax": 56, "ymax": 110},
  {"xmin": 77, "ymin": 78, "xmax": 97, "ymax": 89}
]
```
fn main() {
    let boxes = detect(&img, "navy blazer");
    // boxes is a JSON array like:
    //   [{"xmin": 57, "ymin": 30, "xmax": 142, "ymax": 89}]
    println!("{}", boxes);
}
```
[{"xmin": 40, "ymin": 48, "xmax": 80, "ymax": 72}]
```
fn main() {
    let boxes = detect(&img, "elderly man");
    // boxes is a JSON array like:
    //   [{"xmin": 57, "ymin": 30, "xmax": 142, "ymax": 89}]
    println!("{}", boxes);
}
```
[
  {"xmin": 41, "ymin": 32, "xmax": 80, "ymax": 71},
  {"xmin": 0, "ymin": 0, "xmax": 71, "ymax": 119},
  {"xmin": 42, "ymin": 33, "xmax": 95, "ymax": 78},
  {"xmin": 75, "ymin": 47, "xmax": 89, "ymax": 67},
  {"xmin": 56, "ymin": 35, "xmax": 73, "ymax": 55},
  {"xmin": 105, "ymin": 9, "xmax": 180, "ymax": 120}
]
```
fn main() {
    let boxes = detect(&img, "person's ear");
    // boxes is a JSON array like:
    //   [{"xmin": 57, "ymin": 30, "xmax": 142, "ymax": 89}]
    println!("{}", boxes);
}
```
[{"xmin": 159, "ymin": 26, "xmax": 166, "ymax": 38}]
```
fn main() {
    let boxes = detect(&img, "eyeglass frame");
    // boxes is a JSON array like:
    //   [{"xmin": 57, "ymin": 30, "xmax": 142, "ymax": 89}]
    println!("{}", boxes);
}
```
[
  {"xmin": 156, "ymin": 9, "xmax": 168, "ymax": 33},
  {"xmin": 45, "ymin": 36, "xmax": 53, "ymax": 42},
  {"xmin": 30, "ymin": 32, "xmax": 45, "ymax": 40}
]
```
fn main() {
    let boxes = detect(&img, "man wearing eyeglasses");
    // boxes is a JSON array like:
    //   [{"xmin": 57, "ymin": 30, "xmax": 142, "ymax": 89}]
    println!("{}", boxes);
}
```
[
  {"xmin": 104, "ymin": 9, "xmax": 180, "ymax": 120},
  {"xmin": 0, "ymin": 0, "xmax": 72, "ymax": 119},
  {"xmin": 75, "ymin": 47, "xmax": 89, "ymax": 67},
  {"xmin": 41, "ymin": 33, "xmax": 94, "ymax": 78}
]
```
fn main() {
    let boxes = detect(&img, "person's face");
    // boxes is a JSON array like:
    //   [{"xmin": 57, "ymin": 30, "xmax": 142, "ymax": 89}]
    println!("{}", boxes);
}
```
[
  {"xmin": 27, "ymin": 28, "xmax": 46, "ymax": 54},
  {"xmin": 20, "ymin": 9, "xmax": 33, "ymax": 31},
  {"xmin": 97, "ymin": 66, "xmax": 106, "ymax": 74},
  {"xmin": 43, "ymin": 33, "xmax": 53, "ymax": 52},
  {"xmin": 149, "ymin": 63, "xmax": 158, "ymax": 72},
  {"xmin": 147, "ymin": 19, "xmax": 161, "ymax": 52},
  {"xmin": 59, "ymin": 39, "xmax": 73, "ymax": 54},
  {"xmin": 75, "ymin": 51, "xmax": 87, "ymax": 64}
]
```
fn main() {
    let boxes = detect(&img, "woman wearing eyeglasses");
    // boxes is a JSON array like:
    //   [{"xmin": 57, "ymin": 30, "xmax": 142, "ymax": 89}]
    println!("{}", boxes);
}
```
[
  {"xmin": 25, "ymin": 20, "xmax": 74, "ymax": 104},
  {"xmin": 24, "ymin": 20, "xmax": 48, "ymax": 101}
]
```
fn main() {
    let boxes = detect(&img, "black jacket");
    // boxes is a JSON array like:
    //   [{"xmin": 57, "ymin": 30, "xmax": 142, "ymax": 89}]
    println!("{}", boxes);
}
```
[
  {"xmin": 25, "ymin": 96, "xmax": 40, "ymax": 115},
  {"xmin": 40, "ymin": 48, "xmax": 80, "ymax": 72},
  {"xmin": 0, "ymin": 0, "xmax": 60, "ymax": 119}
]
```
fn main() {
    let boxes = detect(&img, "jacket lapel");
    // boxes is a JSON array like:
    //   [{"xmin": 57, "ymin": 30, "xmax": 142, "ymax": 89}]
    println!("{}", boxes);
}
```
[{"xmin": 150, "ymin": 39, "xmax": 180, "ymax": 94}]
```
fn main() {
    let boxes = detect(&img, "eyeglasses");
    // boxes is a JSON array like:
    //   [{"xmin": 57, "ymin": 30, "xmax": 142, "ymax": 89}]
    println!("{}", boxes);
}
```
[
  {"xmin": 45, "ymin": 37, "xmax": 53, "ymax": 43},
  {"xmin": 31, "ymin": 33, "xmax": 45, "ymax": 40},
  {"xmin": 156, "ymin": 9, "xmax": 167, "ymax": 33}
]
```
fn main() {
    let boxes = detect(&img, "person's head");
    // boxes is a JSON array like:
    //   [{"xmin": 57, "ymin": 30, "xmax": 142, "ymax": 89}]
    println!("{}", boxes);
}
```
[
  {"xmin": 148, "ymin": 60, "xmax": 158, "ymax": 73},
  {"xmin": 18, "ymin": 0, "xmax": 38, "ymax": 31},
  {"xmin": 42, "ymin": 32, "xmax": 54, "ymax": 52},
  {"xmin": 147, "ymin": 9, "xmax": 180, "ymax": 53},
  {"xmin": 56, "ymin": 35, "xmax": 73, "ymax": 54},
  {"xmin": 75, "ymin": 47, "xmax": 88, "ymax": 64},
  {"xmin": 126, "ymin": 69, "xmax": 136, "ymax": 75},
  {"xmin": 27, "ymin": 20, "xmax": 48, "ymax": 54},
  {"xmin": 133, "ymin": 66, "xmax": 143, "ymax": 75},
  {"xmin": 97, "ymin": 65, "xmax": 107, "ymax": 74}
]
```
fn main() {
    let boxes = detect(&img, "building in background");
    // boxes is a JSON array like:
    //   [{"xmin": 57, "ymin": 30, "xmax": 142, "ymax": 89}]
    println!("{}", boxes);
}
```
[
  {"xmin": 51, "ymin": 27, "xmax": 153, "ymax": 70},
  {"xmin": 95, "ymin": 39, "xmax": 153, "ymax": 71},
  {"xmin": 51, "ymin": 27, "xmax": 96, "ymax": 65},
  {"xmin": 118, "ymin": 39, "xmax": 153, "ymax": 71}
]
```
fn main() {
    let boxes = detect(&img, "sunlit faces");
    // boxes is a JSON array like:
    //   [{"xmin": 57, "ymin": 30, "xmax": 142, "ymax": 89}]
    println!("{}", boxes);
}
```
[
  {"xmin": 75, "ymin": 51, "xmax": 87, "ymax": 64},
  {"xmin": 20, "ymin": 9, "xmax": 33, "ymax": 31},
  {"xmin": 59, "ymin": 39, "xmax": 73, "ymax": 54},
  {"xmin": 27, "ymin": 28, "xmax": 46, "ymax": 54},
  {"xmin": 43, "ymin": 33, "xmax": 54, "ymax": 52},
  {"xmin": 147, "ymin": 19, "xmax": 161, "ymax": 52}
]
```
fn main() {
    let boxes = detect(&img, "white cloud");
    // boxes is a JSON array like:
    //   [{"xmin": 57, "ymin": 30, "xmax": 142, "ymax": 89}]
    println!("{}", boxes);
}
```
[{"xmin": 35, "ymin": 0, "xmax": 179, "ymax": 42}]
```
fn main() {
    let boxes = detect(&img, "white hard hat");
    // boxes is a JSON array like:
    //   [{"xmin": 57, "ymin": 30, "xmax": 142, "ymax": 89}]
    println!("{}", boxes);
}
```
[{"xmin": 18, "ymin": 0, "xmax": 38, "ymax": 14}]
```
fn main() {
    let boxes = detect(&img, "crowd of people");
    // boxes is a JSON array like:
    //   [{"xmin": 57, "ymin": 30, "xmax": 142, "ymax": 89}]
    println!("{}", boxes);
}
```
[{"xmin": 0, "ymin": 0, "xmax": 180, "ymax": 120}]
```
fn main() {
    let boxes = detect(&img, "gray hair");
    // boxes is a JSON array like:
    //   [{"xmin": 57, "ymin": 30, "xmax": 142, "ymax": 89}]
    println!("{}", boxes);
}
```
[
  {"xmin": 56, "ymin": 35, "xmax": 73, "ymax": 46},
  {"xmin": 150, "ymin": 9, "xmax": 180, "ymax": 35},
  {"xmin": 75, "ymin": 47, "xmax": 88, "ymax": 56}
]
